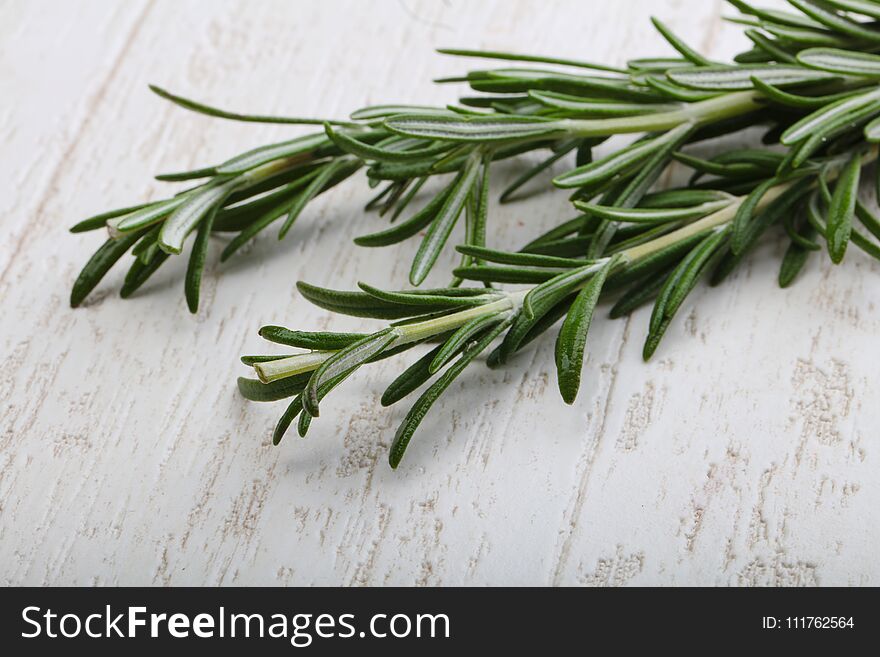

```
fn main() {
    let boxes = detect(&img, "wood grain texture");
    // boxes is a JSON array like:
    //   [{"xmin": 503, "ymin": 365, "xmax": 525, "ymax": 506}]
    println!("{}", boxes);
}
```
[{"xmin": 1, "ymin": 0, "xmax": 877, "ymax": 586}]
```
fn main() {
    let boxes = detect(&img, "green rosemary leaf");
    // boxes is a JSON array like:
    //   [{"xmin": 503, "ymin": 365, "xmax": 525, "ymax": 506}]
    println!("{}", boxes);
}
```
[
  {"xmin": 668, "ymin": 64, "xmax": 835, "ymax": 90},
  {"xmin": 410, "ymin": 152, "xmax": 482, "ymax": 285},
  {"xmin": 865, "ymin": 115, "xmax": 880, "ymax": 141},
  {"xmin": 219, "ymin": 181, "xmax": 318, "ymax": 261},
  {"xmin": 453, "ymin": 265, "xmax": 564, "ymax": 284},
  {"xmin": 529, "ymin": 90, "xmax": 680, "ymax": 117},
  {"xmin": 798, "ymin": 47, "xmax": 880, "ymax": 77},
  {"xmin": 639, "ymin": 189, "xmax": 733, "ymax": 208},
  {"xmin": 149, "ymin": 85, "xmax": 355, "ymax": 126},
  {"xmin": 826, "ymin": 152, "xmax": 861, "ymax": 263},
  {"xmin": 554, "ymin": 256, "xmax": 615, "ymax": 404},
  {"xmin": 114, "ymin": 197, "xmax": 186, "ymax": 234},
  {"xmin": 644, "ymin": 228, "xmax": 728, "ymax": 359},
  {"xmin": 644, "ymin": 75, "xmax": 720, "ymax": 101},
  {"xmin": 156, "ymin": 167, "xmax": 219, "ymax": 182},
  {"xmin": 524, "ymin": 257, "xmax": 619, "ymax": 320},
  {"xmin": 325, "ymin": 124, "xmax": 451, "ymax": 163},
  {"xmin": 278, "ymin": 159, "xmax": 346, "ymax": 239},
  {"xmin": 731, "ymin": 177, "xmax": 778, "ymax": 254},
  {"xmin": 130, "ymin": 222, "xmax": 161, "ymax": 258},
  {"xmin": 297, "ymin": 371, "xmax": 355, "ymax": 437},
  {"xmin": 575, "ymin": 199, "xmax": 731, "ymax": 224},
  {"xmin": 215, "ymin": 133, "xmax": 330, "ymax": 175},
  {"xmin": 455, "ymin": 244, "xmax": 590, "ymax": 268},
  {"xmin": 713, "ymin": 177, "xmax": 816, "ymax": 284},
  {"xmin": 183, "ymin": 202, "xmax": 217, "ymax": 313},
  {"xmin": 779, "ymin": 223, "xmax": 818, "ymax": 288},
  {"xmin": 258, "ymin": 326, "xmax": 367, "ymax": 350},
  {"xmin": 788, "ymin": 0, "xmax": 880, "ymax": 43},
  {"xmin": 609, "ymin": 270, "xmax": 670, "ymax": 319},
  {"xmin": 651, "ymin": 17, "xmax": 714, "ymax": 66},
  {"xmin": 273, "ymin": 395, "xmax": 303, "ymax": 445},
  {"xmin": 553, "ymin": 133, "xmax": 669, "ymax": 189},
  {"xmin": 744, "ymin": 28, "xmax": 798, "ymax": 64},
  {"xmin": 386, "ymin": 176, "xmax": 425, "ymax": 222},
  {"xmin": 429, "ymin": 312, "xmax": 506, "ymax": 374},
  {"xmin": 296, "ymin": 281, "xmax": 427, "ymax": 319},
  {"xmin": 750, "ymin": 76, "xmax": 859, "ymax": 108},
  {"xmin": 237, "ymin": 373, "xmax": 310, "ymax": 402},
  {"xmin": 240, "ymin": 354, "xmax": 294, "ymax": 365},
  {"xmin": 499, "ymin": 141, "xmax": 576, "ymax": 203},
  {"xmin": 472, "ymin": 154, "xmax": 492, "ymax": 254},
  {"xmin": 855, "ymin": 199, "xmax": 880, "ymax": 240},
  {"xmin": 727, "ymin": 0, "xmax": 825, "ymax": 28},
  {"xmin": 119, "ymin": 250, "xmax": 169, "ymax": 298},
  {"xmin": 673, "ymin": 151, "xmax": 765, "ymax": 180},
  {"xmin": 354, "ymin": 181, "xmax": 454, "ymax": 247},
  {"xmin": 303, "ymin": 329, "xmax": 397, "ymax": 416},
  {"xmin": 788, "ymin": 100, "xmax": 880, "ymax": 166},
  {"xmin": 784, "ymin": 212, "xmax": 822, "ymax": 250},
  {"xmin": 159, "ymin": 180, "xmax": 239, "ymax": 254},
  {"xmin": 823, "ymin": 0, "xmax": 880, "ymax": 19},
  {"xmin": 521, "ymin": 235, "xmax": 593, "ymax": 258},
  {"xmin": 607, "ymin": 228, "xmax": 713, "ymax": 288},
  {"xmin": 436, "ymin": 47, "xmax": 626, "ymax": 74},
  {"xmin": 350, "ymin": 105, "xmax": 447, "ymax": 121},
  {"xmin": 357, "ymin": 282, "xmax": 495, "ymax": 310},
  {"xmin": 71, "ymin": 230, "xmax": 146, "ymax": 307},
  {"xmin": 781, "ymin": 87, "xmax": 880, "ymax": 145},
  {"xmin": 381, "ymin": 344, "xmax": 444, "ymax": 407},
  {"xmin": 385, "ymin": 113, "xmax": 567, "ymax": 143},
  {"xmin": 520, "ymin": 215, "xmax": 592, "ymax": 249},
  {"xmin": 389, "ymin": 318, "xmax": 511, "ymax": 468},
  {"xmin": 71, "ymin": 203, "xmax": 153, "ymax": 233}
]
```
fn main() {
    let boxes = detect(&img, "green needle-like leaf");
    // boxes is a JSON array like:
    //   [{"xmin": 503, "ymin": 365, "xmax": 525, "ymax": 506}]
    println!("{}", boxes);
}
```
[
  {"xmin": 184, "ymin": 203, "xmax": 217, "ymax": 313},
  {"xmin": 429, "ymin": 312, "xmax": 506, "ymax": 374},
  {"xmin": 385, "ymin": 113, "xmax": 567, "ymax": 143},
  {"xmin": 410, "ymin": 152, "xmax": 482, "ymax": 285},
  {"xmin": 303, "ymin": 329, "xmax": 397, "ymax": 417},
  {"xmin": 554, "ymin": 257, "xmax": 615, "ymax": 404},
  {"xmin": 575, "ymin": 199, "xmax": 731, "ymax": 224},
  {"xmin": 645, "ymin": 228, "xmax": 729, "ymax": 359},
  {"xmin": 237, "ymin": 373, "xmax": 311, "ymax": 402},
  {"xmin": 798, "ymin": 47, "xmax": 880, "ymax": 77},
  {"xmin": 787, "ymin": 0, "xmax": 880, "ymax": 44},
  {"xmin": 159, "ymin": 180, "xmax": 239, "ymax": 254},
  {"xmin": 149, "ymin": 84, "xmax": 356, "ymax": 126},
  {"xmin": 668, "ymin": 64, "xmax": 835, "ymax": 90},
  {"xmin": 389, "ymin": 318, "xmax": 511, "ymax": 468},
  {"xmin": 651, "ymin": 17, "xmax": 715, "ymax": 66},
  {"xmin": 278, "ymin": 159, "xmax": 346, "ymax": 239},
  {"xmin": 731, "ymin": 177, "xmax": 778, "ymax": 254},
  {"xmin": 781, "ymin": 87, "xmax": 880, "ymax": 145},
  {"xmin": 826, "ymin": 152, "xmax": 861, "ymax": 263},
  {"xmin": 71, "ymin": 230, "xmax": 146, "ymax": 307}
]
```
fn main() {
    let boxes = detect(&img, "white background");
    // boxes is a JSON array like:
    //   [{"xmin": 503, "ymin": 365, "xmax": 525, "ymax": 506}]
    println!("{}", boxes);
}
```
[{"xmin": 1, "ymin": 0, "xmax": 877, "ymax": 585}]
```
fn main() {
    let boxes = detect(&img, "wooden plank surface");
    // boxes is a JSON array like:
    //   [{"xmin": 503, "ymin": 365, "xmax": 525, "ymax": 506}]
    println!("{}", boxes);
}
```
[{"xmin": 1, "ymin": 0, "xmax": 877, "ymax": 586}]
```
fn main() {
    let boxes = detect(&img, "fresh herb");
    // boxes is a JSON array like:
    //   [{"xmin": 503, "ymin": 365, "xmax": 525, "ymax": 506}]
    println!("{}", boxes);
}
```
[{"xmin": 73, "ymin": 1, "xmax": 880, "ymax": 467}]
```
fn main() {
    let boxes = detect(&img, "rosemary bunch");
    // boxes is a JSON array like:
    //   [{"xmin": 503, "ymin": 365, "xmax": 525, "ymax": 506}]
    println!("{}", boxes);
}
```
[
  {"xmin": 71, "ymin": 0, "xmax": 880, "ymax": 466},
  {"xmin": 233, "ymin": 0, "xmax": 880, "ymax": 467}
]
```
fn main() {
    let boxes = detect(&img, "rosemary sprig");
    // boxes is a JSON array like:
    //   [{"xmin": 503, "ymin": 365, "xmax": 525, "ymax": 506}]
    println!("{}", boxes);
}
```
[
  {"xmin": 71, "ymin": 0, "xmax": 876, "ymax": 311},
  {"xmin": 71, "ymin": 1, "xmax": 880, "ymax": 467}
]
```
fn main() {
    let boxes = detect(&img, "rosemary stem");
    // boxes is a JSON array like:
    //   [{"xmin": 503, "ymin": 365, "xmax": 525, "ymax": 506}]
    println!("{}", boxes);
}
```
[
  {"xmin": 253, "ymin": 147, "xmax": 879, "ymax": 385},
  {"xmin": 623, "ymin": 145, "xmax": 880, "ymax": 264},
  {"xmin": 253, "ymin": 292, "xmax": 526, "ymax": 383},
  {"xmin": 564, "ymin": 90, "xmax": 763, "ymax": 137}
]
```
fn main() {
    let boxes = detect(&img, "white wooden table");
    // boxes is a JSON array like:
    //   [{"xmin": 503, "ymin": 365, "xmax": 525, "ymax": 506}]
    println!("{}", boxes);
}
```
[{"xmin": 2, "ymin": 0, "xmax": 877, "ymax": 586}]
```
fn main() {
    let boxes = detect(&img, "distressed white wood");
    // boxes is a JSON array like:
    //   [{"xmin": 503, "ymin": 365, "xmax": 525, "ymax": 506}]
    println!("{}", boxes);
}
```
[{"xmin": 1, "ymin": 0, "xmax": 878, "ymax": 586}]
